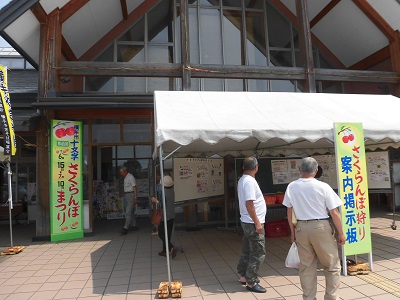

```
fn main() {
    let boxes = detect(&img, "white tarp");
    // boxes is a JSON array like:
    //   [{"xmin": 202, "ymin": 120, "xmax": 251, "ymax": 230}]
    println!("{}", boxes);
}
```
[{"xmin": 154, "ymin": 91, "xmax": 400, "ymax": 157}]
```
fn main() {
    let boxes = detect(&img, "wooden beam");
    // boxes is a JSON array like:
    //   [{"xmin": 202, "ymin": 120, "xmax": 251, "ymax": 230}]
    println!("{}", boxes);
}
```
[
  {"xmin": 389, "ymin": 31, "xmax": 400, "ymax": 95},
  {"xmin": 120, "ymin": 0, "xmax": 128, "ymax": 20},
  {"xmin": 352, "ymin": 0, "xmax": 395, "ymax": 42},
  {"xmin": 36, "ymin": 114, "xmax": 52, "ymax": 238},
  {"xmin": 180, "ymin": 0, "xmax": 191, "ymax": 90},
  {"xmin": 296, "ymin": 0, "xmax": 316, "ymax": 92},
  {"xmin": 314, "ymin": 68, "xmax": 400, "ymax": 83},
  {"xmin": 349, "ymin": 46, "xmax": 390, "ymax": 70},
  {"xmin": 47, "ymin": 9, "xmax": 62, "ymax": 93},
  {"xmin": 58, "ymin": 61, "xmax": 306, "ymax": 79},
  {"xmin": 310, "ymin": 0, "xmax": 340, "ymax": 28},
  {"xmin": 60, "ymin": 0, "xmax": 90, "ymax": 23},
  {"xmin": 58, "ymin": 61, "xmax": 183, "ymax": 77},
  {"xmin": 36, "ymin": 10, "xmax": 60, "ymax": 238},
  {"xmin": 30, "ymin": 2, "xmax": 47, "ymax": 24},
  {"xmin": 189, "ymin": 65, "xmax": 306, "ymax": 80},
  {"xmin": 57, "ymin": 61, "xmax": 400, "ymax": 83},
  {"xmin": 80, "ymin": 0, "xmax": 159, "ymax": 61}
]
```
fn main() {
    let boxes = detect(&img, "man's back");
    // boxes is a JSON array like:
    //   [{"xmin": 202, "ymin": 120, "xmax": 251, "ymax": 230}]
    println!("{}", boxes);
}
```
[{"xmin": 284, "ymin": 178, "xmax": 335, "ymax": 220}]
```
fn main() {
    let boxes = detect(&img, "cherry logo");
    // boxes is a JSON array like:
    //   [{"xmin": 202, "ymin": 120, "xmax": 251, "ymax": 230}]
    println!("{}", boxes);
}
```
[
  {"xmin": 65, "ymin": 127, "xmax": 75, "ymax": 136},
  {"xmin": 55, "ymin": 128, "xmax": 66, "ymax": 138},
  {"xmin": 53, "ymin": 121, "xmax": 76, "ymax": 140},
  {"xmin": 337, "ymin": 126, "xmax": 355, "ymax": 144}
]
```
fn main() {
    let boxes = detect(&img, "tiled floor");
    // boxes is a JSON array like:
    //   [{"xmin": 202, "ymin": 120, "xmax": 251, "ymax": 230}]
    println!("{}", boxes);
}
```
[{"xmin": 0, "ymin": 208, "xmax": 399, "ymax": 300}]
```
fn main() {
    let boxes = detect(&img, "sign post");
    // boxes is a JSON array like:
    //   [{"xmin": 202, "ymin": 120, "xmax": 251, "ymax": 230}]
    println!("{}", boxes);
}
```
[{"xmin": 334, "ymin": 123, "xmax": 372, "ymax": 275}]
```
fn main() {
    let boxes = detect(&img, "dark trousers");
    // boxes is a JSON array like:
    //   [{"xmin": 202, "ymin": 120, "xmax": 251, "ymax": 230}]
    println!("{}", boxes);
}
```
[
  {"xmin": 158, "ymin": 218, "xmax": 175, "ymax": 252},
  {"xmin": 237, "ymin": 222, "xmax": 266, "ymax": 285}
]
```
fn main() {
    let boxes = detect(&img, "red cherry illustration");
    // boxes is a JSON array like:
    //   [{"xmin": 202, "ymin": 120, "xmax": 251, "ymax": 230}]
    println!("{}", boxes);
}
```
[
  {"xmin": 348, "ymin": 134, "xmax": 354, "ymax": 141},
  {"xmin": 342, "ymin": 136, "xmax": 349, "ymax": 143},
  {"xmin": 66, "ymin": 126, "xmax": 75, "ymax": 136},
  {"xmin": 55, "ymin": 128, "xmax": 66, "ymax": 138}
]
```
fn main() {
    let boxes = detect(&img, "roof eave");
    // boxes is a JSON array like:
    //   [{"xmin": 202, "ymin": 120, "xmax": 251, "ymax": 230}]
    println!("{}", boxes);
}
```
[
  {"xmin": 0, "ymin": 0, "xmax": 40, "ymax": 69},
  {"xmin": 0, "ymin": 0, "xmax": 39, "ymax": 31},
  {"xmin": 0, "ymin": 31, "xmax": 38, "ymax": 69}
]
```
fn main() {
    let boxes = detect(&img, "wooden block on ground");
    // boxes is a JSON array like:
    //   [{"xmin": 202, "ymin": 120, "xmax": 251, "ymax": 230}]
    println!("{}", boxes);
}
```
[
  {"xmin": 157, "ymin": 282, "xmax": 170, "ymax": 298},
  {"xmin": 171, "ymin": 292, "xmax": 182, "ymax": 298},
  {"xmin": 0, "ymin": 246, "xmax": 25, "ymax": 255},
  {"xmin": 170, "ymin": 281, "xmax": 182, "ymax": 293},
  {"xmin": 347, "ymin": 262, "xmax": 370, "ymax": 276},
  {"xmin": 171, "ymin": 281, "xmax": 182, "ymax": 298}
]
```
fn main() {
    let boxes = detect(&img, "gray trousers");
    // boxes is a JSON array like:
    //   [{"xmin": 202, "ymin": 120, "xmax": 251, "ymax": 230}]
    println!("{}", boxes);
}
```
[
  {"xmin": 123, "ymin": 193, "xmax": 136, "ymax": 229},
  {"xmin": 237, "ymin": 222, "xmax": 266, "ymax": 285}
]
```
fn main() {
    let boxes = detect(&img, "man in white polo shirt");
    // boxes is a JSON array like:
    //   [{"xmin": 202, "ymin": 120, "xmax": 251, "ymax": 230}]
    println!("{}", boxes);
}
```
[
  {"xmin": 237, "ymin": 156, "xmax": 267, "ymax": 294},
  {"xmin": 283, "ymin": 157, "xmax": 345, "ymax": 300},
  {"xmin": 119, "ymin": 166, "xmax": 138, "ymax": 235}
]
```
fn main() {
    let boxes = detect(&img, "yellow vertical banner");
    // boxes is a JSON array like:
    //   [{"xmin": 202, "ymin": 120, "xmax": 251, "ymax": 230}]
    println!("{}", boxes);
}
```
[
  {"xmin": 334, "ymin": 123, "xmax": 372, "ymax": 256},
  {"xmin": 0, "ymin": 65, "xmax": 17, "ymax": 155}
]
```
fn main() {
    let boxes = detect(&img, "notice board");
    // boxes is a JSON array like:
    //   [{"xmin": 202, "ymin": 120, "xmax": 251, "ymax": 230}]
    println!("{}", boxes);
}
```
[
  {"xmin": 173, "ymin": 158, "xmax": 224, "ymax": 202},
  {"xmin": 235, "ymin": 151, "xmax": 391, "ymax": 194},
  {"xmin": 315, "ymin": 151, "xmax": 391, "ymax": 190},
  {"xmin": 235, "ymin": 157, "xmax": 302, "ymax": 194}
]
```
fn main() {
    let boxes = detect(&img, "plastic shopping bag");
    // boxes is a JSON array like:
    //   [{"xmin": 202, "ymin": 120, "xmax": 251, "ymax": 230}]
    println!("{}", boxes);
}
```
[{"xmin": 285, "ymin": 242, "xmax": 300, "ymax": 268}]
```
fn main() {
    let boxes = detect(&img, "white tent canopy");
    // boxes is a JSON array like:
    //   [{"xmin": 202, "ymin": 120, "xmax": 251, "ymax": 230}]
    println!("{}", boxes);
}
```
[
  {"xmin": 154, "ymin": 91, "xmax": 400, "ymax": 283},
  {"xmin": 154, "ymin": 91, "xmax": 400, "ymax": 157}
]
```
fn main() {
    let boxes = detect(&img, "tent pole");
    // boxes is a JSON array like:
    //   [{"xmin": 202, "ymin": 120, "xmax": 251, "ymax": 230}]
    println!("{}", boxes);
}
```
[
  {"xmin": 164, "ymin": 146, "xmax": 182, "ymax": 160},
  {"xmin": 159, "ymin": 146, "xmax": 172, "ymax": 286},
  {"xmin": 7, "ymin": 161, "xmax": 13, "ymax": 247}
]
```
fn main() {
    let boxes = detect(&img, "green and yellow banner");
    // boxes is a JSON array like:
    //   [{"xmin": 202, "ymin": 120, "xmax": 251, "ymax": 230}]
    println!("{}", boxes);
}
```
[
  {"xmin": 334, "ymin": 123, "xmax": 372, "ymax": 256},
  {"xmin": 50, "ymin": 120, "xmax": 83, "ymax": 242},
  {"xmin": 0, "ymin": 65, "xmax": 16, "ymax": 155}
]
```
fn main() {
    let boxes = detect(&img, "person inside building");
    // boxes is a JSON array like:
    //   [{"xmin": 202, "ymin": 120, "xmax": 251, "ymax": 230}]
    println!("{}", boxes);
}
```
[
  {"xmin": 237, "ymin": 156, "xmax": 267, "ymax": 293},
  {"xmin": 283, "ymin": 157, "xmax": 345, "ymax": 300},
  {"xmin": 151, "ymin": 174, "xmax": 177, "ymax": 259},
  {"xmin": 119, "ymin": 166, "xmax": 138, "ymax": 235}
]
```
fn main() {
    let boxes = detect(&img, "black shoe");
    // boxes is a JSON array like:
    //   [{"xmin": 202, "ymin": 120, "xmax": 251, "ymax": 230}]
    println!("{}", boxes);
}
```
[
  {"xmin": 246, "ymin": 283, "xmax": 266, "ymax": 293},
  {"xmin": 128, "ymin": 226, "xmax": 139, "ymax": 231},
  {"xmin": 119, "ymin": 228, "xmax": 128, "ymax": 235}
]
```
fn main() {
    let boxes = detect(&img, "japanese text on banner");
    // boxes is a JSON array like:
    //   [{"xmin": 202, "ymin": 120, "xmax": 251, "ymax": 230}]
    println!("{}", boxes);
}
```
[
  {"xmin": 50, "ymin": 120, "xmax": 83, "ymax": 242},
  {"xmin": 334, "ymin": 123, "xmax": 372, "ymax": 256}
]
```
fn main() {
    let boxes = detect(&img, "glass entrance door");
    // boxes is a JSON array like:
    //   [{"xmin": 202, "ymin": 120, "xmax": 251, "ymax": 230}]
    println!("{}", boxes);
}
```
[{"xmin": 92, "ymin": 145, "xmax": 152, "ymax": 220}]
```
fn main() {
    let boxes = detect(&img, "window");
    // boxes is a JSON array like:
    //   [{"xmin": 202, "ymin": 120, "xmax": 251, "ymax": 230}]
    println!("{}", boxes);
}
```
[
  {"xmin": 92, "ymin": 119, "xmax": 120, "ymax": 143},
  {"xmin": 123, "ymin": 118, "xmax": 152, "ymax": 142}
]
